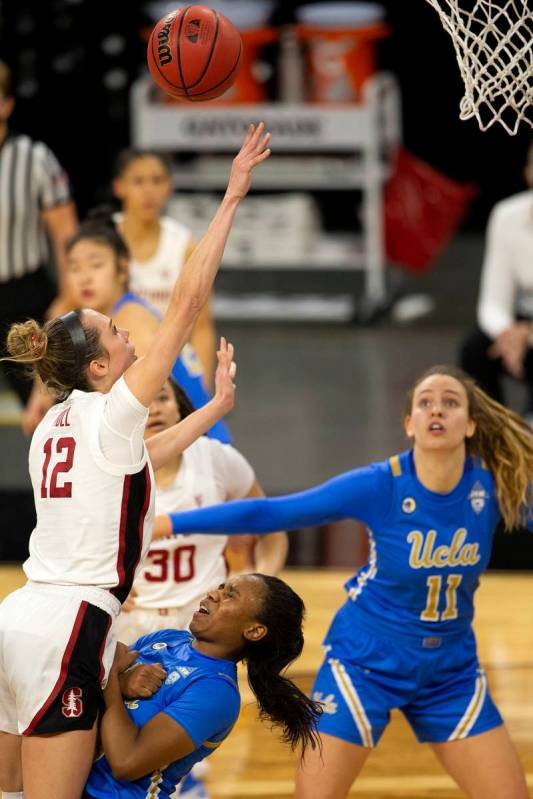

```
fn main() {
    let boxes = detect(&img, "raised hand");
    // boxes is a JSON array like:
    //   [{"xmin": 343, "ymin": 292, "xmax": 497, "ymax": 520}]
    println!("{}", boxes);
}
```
[
  {"xmin": 226, "ymin": 122, "xmax": 271, "ymax": 201},
  {"xmin": 214, "ymin": 336, "xmax": 237, "ymax": 414}
]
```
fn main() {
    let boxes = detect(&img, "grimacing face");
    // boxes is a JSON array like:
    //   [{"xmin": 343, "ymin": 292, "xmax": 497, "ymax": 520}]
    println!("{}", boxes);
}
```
[
  {"xmin": 404, "ymin": 374, "xmax": 476, "ymax": 452},
  {"xmin": 189, "ymin": 575, "xmax": 268, "ymax": 651}
]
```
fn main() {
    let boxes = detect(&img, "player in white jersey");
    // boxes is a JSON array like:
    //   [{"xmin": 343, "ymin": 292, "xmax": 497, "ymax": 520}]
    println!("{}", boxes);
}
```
[
  {"xmin": 112, "ymin": 149, "xmax": 216, "ymax": 381},
  {"xmin": 116, "ymin": 378, "xmax": 288, "ymax": 644},
  {"xmin": 0, "ymin": 123, "xmax": 271, "ymax": 799}
]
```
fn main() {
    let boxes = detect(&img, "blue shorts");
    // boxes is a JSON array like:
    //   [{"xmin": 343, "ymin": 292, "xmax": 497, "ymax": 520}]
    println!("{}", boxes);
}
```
[{"xmin": 312, "ymin": 623, "xmax": 502, "ymax": 747}]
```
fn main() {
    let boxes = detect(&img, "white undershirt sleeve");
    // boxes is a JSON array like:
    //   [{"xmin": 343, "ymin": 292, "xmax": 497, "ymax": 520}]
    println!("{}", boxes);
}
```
[
  {"xmin": 477, "ymin": 205, "xmax": 517, "ymax": 339},
  {"xmin": 99, "ymin": 376, "xmax": 149, "ymax": 466},
  {"xmin": 209, "ymin": 440, "xmax": 256, "ymax": 500}
]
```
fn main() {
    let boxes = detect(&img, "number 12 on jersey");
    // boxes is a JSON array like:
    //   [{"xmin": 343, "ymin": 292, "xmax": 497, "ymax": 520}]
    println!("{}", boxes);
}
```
[
  {"xmin": 421, "ymin": 574, "xmax": 463, "ymax": 622},
  {"xmin": 41, "ymin": 437, "xmax": 76, "ymax": 498}
]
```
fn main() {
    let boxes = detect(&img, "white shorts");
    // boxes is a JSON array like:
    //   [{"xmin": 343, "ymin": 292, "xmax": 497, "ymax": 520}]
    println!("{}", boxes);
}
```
[
  {"xmin": 0, "ymin": 582, "xmax": 119, "ymax": 736},
  {"xmin": 115, "ymin": 597, "xmax": 201, "ymax": 645}
]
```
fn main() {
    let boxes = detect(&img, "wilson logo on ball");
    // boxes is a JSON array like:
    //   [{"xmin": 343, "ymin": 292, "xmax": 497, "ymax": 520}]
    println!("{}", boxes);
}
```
[
  {"xmin": 185, "ymin": 19, "xmax": 201, "ymax": 44},
  {"xmin": 157, "ymin": 16, "xmax": 174, "ymax": 66}
]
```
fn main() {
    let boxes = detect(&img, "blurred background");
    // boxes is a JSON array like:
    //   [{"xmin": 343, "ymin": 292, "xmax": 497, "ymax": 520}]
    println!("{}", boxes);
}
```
[{"xmin": 0, "ymin": 0, "xmax": 532, "ymax": 569}]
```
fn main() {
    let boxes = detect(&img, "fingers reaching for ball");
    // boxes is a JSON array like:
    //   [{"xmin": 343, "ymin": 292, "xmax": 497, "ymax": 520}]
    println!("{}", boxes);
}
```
[{"xmin": 227, "ymin": 122, "xmax": 272, "ymax": 200}]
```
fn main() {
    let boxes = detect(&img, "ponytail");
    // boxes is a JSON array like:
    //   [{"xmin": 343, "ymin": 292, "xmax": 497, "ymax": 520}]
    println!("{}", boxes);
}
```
[
  {"xmin": 406, "ymin": 365, "xmax": 533, "ymax": 530},
  {"xmin": 468, "ymin": 383, "xmax": 533, "ymax": 530},
  {"xmin": 244, "ymin": 575, "xmax": 322, "ymax": 754},
  {"xmin": 0, "ymin": 314, "xmax": 106, "ymax": 400}
]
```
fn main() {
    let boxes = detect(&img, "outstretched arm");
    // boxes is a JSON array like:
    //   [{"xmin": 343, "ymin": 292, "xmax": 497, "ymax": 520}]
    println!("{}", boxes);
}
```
[
  {"xmin": 146, "ymin": 338, "xmax": 236, "ymax": 471},
  {"xmin": 246, "ymin": 480, "xmax": 288, "ymax": 575},
  {"xmin": 124, "ymin": 124, "xmax": 271, "ymax": 408},
  {"xmin": 156, "ymin": 465, "xmax": 384, "ymax": 538}
]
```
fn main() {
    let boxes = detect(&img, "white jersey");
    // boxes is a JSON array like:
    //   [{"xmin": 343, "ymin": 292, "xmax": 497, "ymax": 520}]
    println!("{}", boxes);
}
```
[
  {"xmin": 114, "ymin": 213, "xmax": 192, "ymax": 317},
  {"xmin": 134, "ymin": 437, "xmax": 255, "ymax": 609},
  {"xmin": 25, "ymin": 377, "xmax": 154, "ymax": 603}
]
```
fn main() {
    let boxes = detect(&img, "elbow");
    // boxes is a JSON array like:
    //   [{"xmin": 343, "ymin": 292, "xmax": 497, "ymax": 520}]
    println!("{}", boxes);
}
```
[{"xmin": 110, "ymin": 759, "xmax": 139, "ymax": 782}]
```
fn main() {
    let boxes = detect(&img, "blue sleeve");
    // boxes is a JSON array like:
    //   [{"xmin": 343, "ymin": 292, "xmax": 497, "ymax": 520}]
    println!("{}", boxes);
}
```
[
  {"xmin": 163, "ymin": 677, "xmax": 239, "ymax": 747},
  {"xmin": 169, "ymin": 464, "xmax": 387, "ymax": 536},
  {"xmin": 171, "ymin": 357, "xmax": 232, "ymax": 445}
]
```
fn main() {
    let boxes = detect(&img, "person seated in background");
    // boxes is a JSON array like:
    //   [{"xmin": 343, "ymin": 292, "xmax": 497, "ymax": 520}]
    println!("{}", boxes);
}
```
[{"xmin": 460, "ymin": 141, "xmax": 533, "ymax": 421}]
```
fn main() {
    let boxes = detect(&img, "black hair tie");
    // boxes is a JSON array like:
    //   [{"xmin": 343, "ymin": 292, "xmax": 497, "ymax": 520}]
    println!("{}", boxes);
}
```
[{"xmin": 58, "ymin": 310, "xmax": 88, "ymax": 372}]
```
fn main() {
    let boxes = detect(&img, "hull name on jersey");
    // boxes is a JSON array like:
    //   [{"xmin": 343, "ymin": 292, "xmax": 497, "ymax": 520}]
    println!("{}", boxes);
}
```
[
  {"xmin": 54, "ymin": 407, "xmax": 71, "ymax": 427},
  {"xmin": 407, "ymin": 528, "xmax": 481, "ymax": 569}
]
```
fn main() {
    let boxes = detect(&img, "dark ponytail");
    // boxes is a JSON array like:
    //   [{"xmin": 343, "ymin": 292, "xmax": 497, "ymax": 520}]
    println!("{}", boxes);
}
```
[
  {"xmin": 66, "ymin": 205, "xmax": 130, "ymax": 262},
  {"xmin": 244, "ymin": 574, "xmax": 322, "ymax": 754}
]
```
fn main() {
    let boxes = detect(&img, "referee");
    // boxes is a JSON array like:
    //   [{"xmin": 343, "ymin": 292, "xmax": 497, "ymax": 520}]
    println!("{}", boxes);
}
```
[{"xmin": 0, "ymin": 59, "xmax": 78, "ymax": 405}]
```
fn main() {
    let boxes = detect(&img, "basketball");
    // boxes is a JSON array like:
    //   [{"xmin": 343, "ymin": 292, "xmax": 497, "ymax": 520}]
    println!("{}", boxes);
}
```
[{"xmin": 147, "ymin": 6, "xmax": 243, "ymax": 102}]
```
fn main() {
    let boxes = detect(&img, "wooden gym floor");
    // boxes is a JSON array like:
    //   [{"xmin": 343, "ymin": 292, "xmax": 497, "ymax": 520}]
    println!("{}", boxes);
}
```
[{"xmin": 1, "ymin": 566, "xmax": 532, "ymax": 798}]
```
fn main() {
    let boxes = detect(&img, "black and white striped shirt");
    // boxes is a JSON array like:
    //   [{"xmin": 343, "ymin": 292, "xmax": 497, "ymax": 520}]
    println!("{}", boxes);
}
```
[{"xmin": 0, "ymin": 133, "xmax": 71, "ymax": 283}]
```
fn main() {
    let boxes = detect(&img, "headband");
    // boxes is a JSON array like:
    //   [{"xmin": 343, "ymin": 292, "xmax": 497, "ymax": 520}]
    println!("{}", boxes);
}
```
[{"xmin": 58, "ymin": 310, "xmax": 87, "ymax": 372}]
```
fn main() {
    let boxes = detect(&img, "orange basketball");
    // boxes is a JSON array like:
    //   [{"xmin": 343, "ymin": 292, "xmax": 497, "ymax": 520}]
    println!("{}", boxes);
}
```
[{"xmin": 147, "ymin": 6, "xmax": 243, "ymax": 102}]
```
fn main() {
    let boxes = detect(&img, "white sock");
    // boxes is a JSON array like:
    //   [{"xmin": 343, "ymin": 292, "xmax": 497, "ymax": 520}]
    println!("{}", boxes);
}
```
[{"xmin": 3, "ymin": 792, "xmax": 24, "ymax": 798}]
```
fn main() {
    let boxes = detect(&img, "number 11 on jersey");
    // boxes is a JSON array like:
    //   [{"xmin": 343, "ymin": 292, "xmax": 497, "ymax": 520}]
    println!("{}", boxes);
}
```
[{"xmin": 421, "ymin": 574, "xmax": 463, "ymax": 622}]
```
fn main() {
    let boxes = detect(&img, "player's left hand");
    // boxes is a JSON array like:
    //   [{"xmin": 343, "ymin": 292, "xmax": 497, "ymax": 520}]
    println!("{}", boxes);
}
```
[
  {"xmin": 119, "ymin": 662, "xmax": 167, "ymax": 699},
  {"xmin": 111, "ymin": 641, "xmax": 139, "ymax": 676},
  {"xmin": 214, "ymin": 337, "xmax": 236, "ymax": 414}
]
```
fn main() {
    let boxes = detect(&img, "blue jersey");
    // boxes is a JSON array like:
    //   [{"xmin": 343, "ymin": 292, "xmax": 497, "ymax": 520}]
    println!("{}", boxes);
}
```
[
  {"xmin": 113, "ymin": 292, "xmax": 232, "ymax": 444},
  {"xmin": 85, "ymin": 630, "xmax": 240, "ymax": 799},
  {"xmin": 168, "ymin": 450, "xmax": 533, "ymax": 640}
]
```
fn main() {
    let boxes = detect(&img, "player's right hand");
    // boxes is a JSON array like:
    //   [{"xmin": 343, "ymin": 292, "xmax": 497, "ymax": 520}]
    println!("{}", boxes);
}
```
[
  {"xmin": 226, "ymin": 122, "xmax": 271, "ymax": 200},
  {"xmin": 120, "ymin": 663, "xmax": 167, "ymax": 699}
]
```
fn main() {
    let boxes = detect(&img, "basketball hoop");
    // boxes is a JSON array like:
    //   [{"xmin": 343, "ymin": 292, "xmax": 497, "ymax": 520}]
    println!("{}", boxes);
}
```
[{"xmin": 424, "ymin": 0, "xmax": 532, "ymax": 135}]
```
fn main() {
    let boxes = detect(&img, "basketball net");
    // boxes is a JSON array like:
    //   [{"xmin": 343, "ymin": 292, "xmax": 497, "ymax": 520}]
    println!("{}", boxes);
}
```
[{"xmin": 424, "ymin": 0, "xmax": 532, "ymax": 135}]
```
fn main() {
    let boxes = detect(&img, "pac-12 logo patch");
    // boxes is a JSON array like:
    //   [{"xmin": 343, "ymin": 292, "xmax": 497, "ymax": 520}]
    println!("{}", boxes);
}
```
[
  {"xmin": 62, "ymin": 687, "xmax": 83, "ymax": 718},
  {"xmin": 469, "ymin": 482, "xmax": 488, "ymax": 514},
  {"xmin": 402, "ymin": 497, "xmax": 416, "ymax": 514}
]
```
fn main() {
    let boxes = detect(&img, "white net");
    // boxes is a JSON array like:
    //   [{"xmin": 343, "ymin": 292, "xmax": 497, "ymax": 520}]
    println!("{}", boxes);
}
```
[{"xmin": 424, "ymin": 0, "xmax": 532, "ymax": 135}]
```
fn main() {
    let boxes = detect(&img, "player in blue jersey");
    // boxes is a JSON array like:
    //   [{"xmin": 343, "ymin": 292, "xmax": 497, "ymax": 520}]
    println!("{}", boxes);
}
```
[
  {"xmin": 157, "ymin": 366, "xmax": 533, "ymax": 798},
  {"xmin": 22, "ymin": 210, "xmax": 231, "ymax": 443},
  {"xmin": 82, "ymin": 573, "xmax": 321, "ymax": 799}
]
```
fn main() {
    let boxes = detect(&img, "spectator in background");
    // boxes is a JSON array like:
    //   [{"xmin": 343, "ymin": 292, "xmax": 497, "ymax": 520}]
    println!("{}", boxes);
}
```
[
  {"xmin": 0, "ymin": 59, "xmax": 78, "ymax": 405},
  {"xmin": 460, "ymin": 142, "xmax": 533, "ymax": 421}
]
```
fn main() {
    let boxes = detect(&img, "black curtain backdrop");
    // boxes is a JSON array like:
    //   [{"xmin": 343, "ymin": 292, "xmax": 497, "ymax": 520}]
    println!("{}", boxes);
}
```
[{"xmin": 0, "ymin": 0, "xmax": 531, "ymax": 221}]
